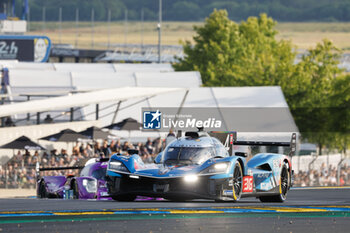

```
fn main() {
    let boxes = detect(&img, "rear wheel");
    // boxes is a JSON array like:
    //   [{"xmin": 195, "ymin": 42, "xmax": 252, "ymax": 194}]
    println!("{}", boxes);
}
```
[
  {"xmin": 259, "ymin": 163, "xmax": 290, "ymax": 203},
  {"xmin": 38, "ymin": 180, "xmax": 48, "ymax": 198},
  {"xmin": 111, "ymin": 195, "xmax": 137, "ymax": 202},
  {"xmin": 232, "ymin": 161, "xmax": 243, "ymax": 202}
]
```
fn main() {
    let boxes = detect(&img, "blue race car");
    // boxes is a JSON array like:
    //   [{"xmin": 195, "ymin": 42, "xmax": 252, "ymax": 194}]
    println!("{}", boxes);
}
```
[{"xmin": 106, "ymin": 130, "xmax": 296, "ymax": 202}]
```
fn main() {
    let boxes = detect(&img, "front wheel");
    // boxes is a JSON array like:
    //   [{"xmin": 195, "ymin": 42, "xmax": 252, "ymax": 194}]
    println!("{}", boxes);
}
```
[
  {"xmin": 232, "ymin": 161, "xmax": 243, "ymax": 202},
  {"xmin": 259, "ymin": 163, "xmax": 290, "ymax": 203},
  {"xmin": 111, "ymin": 194, "xmax": 137, "ymax": 202}
]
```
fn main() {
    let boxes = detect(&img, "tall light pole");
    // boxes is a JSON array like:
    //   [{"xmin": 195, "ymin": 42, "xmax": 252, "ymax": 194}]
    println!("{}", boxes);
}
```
[
  {"xmin": 75, "ymin": 8, "xmax": 79, "ymax": 48},
  {"xmin": 140, "ymin": 8, "xmax": 144, "ymax": 51},
  {"xmin": 91, "ymin": 8, "xmax": 95, "ymax": 49},
  {"xmin": 124, "ymin": 9, "xmax": 128, "ymax": 46},
  {"xmin": 107, "ymin": 9, "xmax": 111, "ymax": 49},
  {"xmin": 42, "ymin": 6, "xmax": 46, "ymax": 32},
  {"xmin": 58, "ymin": 7, "xmax": 62, "ymax": 44},
  {"xmin": 158, "ymin": 0, "xmax": 162, "ymax": 63}
]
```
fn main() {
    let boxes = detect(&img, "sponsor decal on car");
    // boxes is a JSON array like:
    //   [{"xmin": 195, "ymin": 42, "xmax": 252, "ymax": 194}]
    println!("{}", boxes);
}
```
[
  {"xmin": 100, "ymin": 191, "xmax": 108, "ymax": 197},
  {"xmin": 273, "ymin": 159, "xmax": 281, "ymax": 169},
  {"xmin": 223, "ymin": 190, "xmax": 233, "ymax": 196},
  {"xmin": 243, "ymin": 176, "xmax": 253, "ymax": 193}
]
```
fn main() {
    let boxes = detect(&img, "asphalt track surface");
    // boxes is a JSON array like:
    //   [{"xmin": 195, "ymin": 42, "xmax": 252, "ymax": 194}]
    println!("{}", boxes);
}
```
[{"xmin": 0, "ymin": 187, "xmax": 349, "ymax": 233}]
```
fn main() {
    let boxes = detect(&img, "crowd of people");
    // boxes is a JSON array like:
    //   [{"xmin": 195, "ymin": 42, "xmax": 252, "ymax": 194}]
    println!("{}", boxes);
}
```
[
  {"xmin": 293, "ymin": 163, "xmax": 350, "ymax": 187},
  {"xmin": 0, "ymin": 138, "xmax": 165, "ymax": 189},
  {"xmin": 1, "ymin": 137, "xmax": 350, "ymax": 189}
]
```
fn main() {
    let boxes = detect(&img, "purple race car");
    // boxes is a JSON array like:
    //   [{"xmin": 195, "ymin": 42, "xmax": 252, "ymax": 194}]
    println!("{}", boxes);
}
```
[{"xmin": 36, "ymin": 158, "xmax": 110, "ymax": 200}]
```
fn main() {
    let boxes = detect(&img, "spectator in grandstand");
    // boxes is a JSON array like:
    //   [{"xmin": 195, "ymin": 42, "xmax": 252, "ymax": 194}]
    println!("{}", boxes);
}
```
[
  {"xmin": 85, "ymin": 144, "xmax": 94, "ymax": 157},
  {"xmin": 94, "ymin": 142, "xmax": 102, "ymax": 155},
  {"xmin": 145, "ymin": 138, "xmax": 154, "ymax": 154},
  {"xmin": 0, "ymin": 68, "xmax": 9, "ymax": 94},
  {"xmin": 13, "ymin": 151, "xmax": 23, "ymax": 164},
  {"xmin": 44, "ymin": 114, "xmax": 53, "ymax": 123},
  {"xmin": 58, "ymin": 149, "xmax": 68, "ymax": 161},
  {"xmin": 0, "ymin": 167, "xmax": 5, "ymax": 188},
  {"xmin": 109, "ymin": 140, "xmax": 116, "ymax": 153},
  {"xmin": 101, "ymin": 140, "xmax": 111, "ymax": 157},
  {"xmin": 115, "ymin": 139, "xmax": 122, "ymax": 151},
  {"xmin": 41, "ymin": 151, "xmax": 50, "ymax": 163},
  {"xmin": 4, "ymin": 117, "xmax": 15, "ymax": 127},
  {"xmin": 72, "ymin": 143, "xmax": 80, "ymax": 155},
  {"xmin": 50, "ymin": 149, "xmax": 58, "ymax": 160},
  {"xmin": 122, "ymin": 141, "xmax": 132, "ymax": 151},
  {"xmin": 153, "ymin": 138, "xmax": 163, "ymax": 155}
]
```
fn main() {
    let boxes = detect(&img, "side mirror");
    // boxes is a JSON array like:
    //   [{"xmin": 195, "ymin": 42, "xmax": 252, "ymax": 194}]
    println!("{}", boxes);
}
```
[
  {"xmin": 235, "ymin": 152, "xmax": 247, "ymax": 157},
  {"xmin": 154, "ymin": 152, "xmax": 163, "ymax": 164},
  {"xmin": 127, "ymin": 149, "xmax": 139, "ymax": 155}
]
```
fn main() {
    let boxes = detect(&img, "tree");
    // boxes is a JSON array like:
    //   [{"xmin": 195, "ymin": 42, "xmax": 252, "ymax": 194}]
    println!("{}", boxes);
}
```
[
  {"xmin": 174, "ymin": 10, "xmax": 349, "ymax": 154},
  {"xmin": 174, "ymin": 10, "xmax": 295, "ymax": 88},
  {"xmin": 329, "ymin": 74, "xmax": 350, "ymax": 153},
  {"xmin": 288, "ymin": 40, "xmax": 343, "ymax": 154}
]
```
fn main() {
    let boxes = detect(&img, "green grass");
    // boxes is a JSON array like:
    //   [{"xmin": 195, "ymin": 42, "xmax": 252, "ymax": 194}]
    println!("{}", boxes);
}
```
[{"xmin": 26, "ymin": 21, "xmax": 350, "ymax": 51}]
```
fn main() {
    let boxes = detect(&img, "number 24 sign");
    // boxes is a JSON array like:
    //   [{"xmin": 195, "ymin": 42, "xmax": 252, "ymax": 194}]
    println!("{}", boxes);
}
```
[{"xmin": 243, "ymin": 176, "xmax": 253, "ymax": 193}]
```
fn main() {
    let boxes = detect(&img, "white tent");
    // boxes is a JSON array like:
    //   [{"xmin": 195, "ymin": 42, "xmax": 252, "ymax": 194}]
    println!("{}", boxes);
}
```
[
  {"xmin": 70, "ymin": 71, "xmax": 201, "ymax": 90},
  {"xmin": 83, "ymin": 86, "xmax": 297, "ymax": 136},
  {"xmin": 0, "ymin": 61, "xmax": 298, "ymax": 142},
  {"xmin": 0, "ymin": 61, "xmax": 174, "ymax": 73},
  {"xmin": 9, "ymin": 70, "xmax": 71, "ymax": 87},
  {"xmin": 0, "ymin": 87, "xmax": 184, "ymax": 118}
]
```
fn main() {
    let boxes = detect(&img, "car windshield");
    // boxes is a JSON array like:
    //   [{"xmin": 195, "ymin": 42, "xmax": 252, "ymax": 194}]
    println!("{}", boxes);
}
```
[
  {"xmin": 163, "ymin": 147, "xmax": 214, "ymax": 165},
  {"xmin": 91, "ymin": 168, "xmax": 107, "ymax": 180}
]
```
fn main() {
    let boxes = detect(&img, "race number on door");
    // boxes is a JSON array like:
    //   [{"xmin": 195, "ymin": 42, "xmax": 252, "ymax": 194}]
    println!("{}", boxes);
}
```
[{"xmin": 243, "ymin": 176, "xmax": 253, "ymax": 193}]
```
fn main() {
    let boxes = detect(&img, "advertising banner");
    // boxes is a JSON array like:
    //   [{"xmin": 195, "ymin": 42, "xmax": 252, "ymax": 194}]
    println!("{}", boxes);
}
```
[{"xmin": 0, "ymin": 35, "xmax": 51, "ymax": 62}]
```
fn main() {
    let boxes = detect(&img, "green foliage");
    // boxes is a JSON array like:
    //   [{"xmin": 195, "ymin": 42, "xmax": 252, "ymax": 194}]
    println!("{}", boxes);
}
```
[
  {"xmin": 174, "ymin": 11, "xmax": 295, "ymax": 88},
  {"xmin": 289, "ymin": 40, "xmax": 344, "ymax": 153},
  {"xmin": 174, "ymin": 10, "xmax": 350, "ymax": 153},
  {"xmin": 329, "ymin": 74, "xmax": 350, "ymax": 152}
]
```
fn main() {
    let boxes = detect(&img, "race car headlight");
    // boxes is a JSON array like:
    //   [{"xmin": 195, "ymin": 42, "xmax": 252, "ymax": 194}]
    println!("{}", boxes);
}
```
[
  {"xmin": 82, "ymin": 179, "xmax": 97, "ymax": 193},
  {"xmin": 200, "ymin": 162, "xmax": 230, "ymax": 174},
  {"xmin": 108, "ymin": 161, "xmax": 129, "ymax": 172},
  {"xmin": 184, "ymin": 175, "xmax": 198, "ymax": 183}
]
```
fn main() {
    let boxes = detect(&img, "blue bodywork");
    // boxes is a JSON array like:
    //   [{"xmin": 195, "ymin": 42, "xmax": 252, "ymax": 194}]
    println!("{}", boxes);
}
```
[{"xmin": 106, "ymin": 132, "xmax": 292, "ymax": 202}]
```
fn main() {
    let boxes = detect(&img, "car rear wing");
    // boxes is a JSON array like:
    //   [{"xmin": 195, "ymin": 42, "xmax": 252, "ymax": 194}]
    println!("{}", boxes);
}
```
[
  {"xmin": 209, "ymin": 131, "xmax": 297, "ymax": 157},
  {"xmin": 38, "ymin": 166, "xmax": 85, "ymax": 171},
  {"xmin": 35, "ymin": 162, "xmax": 84, "ymax": 180}
]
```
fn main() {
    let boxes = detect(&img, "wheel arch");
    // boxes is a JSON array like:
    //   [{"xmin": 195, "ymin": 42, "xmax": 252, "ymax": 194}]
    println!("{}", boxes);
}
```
[
  {"xmin": 283, "ymin": 158, "xmax": 291, "ymax": 173},
  {"xmin": 236, "ymin": 158, "xmax": 245, "ymax": 175}
]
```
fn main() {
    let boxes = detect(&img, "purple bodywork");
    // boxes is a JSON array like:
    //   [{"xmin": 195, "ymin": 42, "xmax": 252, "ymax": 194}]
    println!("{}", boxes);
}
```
[{"xmin": 37, "ymin": 159, "xmax": 110, "ymax": 200}]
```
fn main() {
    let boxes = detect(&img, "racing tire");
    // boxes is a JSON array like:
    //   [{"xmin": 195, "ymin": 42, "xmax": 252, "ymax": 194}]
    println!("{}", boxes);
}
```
[
  {"xmin": 72, "ymin": 181, "xmax": 79, "ymax": 199},
  {"xmin": 232, "ymin": 161, "xmax": 243, "ymax": 202},
  {"xmin": 111, "ymin": 195, "xmax": 137, "ymax": 202},
  {"xmin": 38, "ymin": 180, "xmax": 48, "ymax": 198},
  {"xmin": 259, "ymin": 163, "xmax": 290, "ymax": 203}
]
